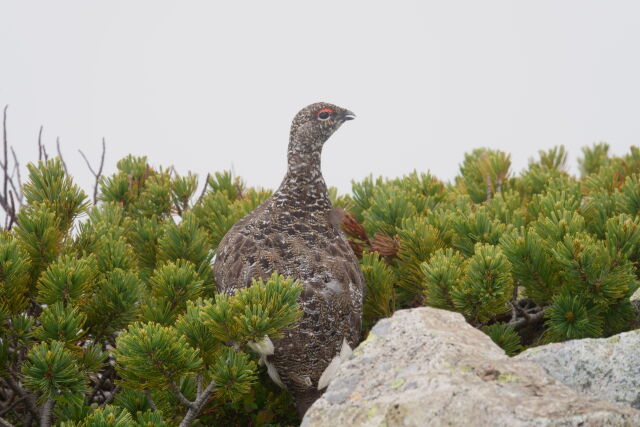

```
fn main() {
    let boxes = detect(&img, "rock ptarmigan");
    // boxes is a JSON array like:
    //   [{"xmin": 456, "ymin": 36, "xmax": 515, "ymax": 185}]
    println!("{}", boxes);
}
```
[{"xmin": 213, "ymin": 102, "xmax": 364, "ymax": 415}]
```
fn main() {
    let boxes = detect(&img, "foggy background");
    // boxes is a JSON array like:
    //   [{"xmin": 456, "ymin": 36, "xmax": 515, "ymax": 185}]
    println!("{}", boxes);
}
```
[{"xmin": 1, "ymin": 1, "xmax": 639, "ymax": 195}]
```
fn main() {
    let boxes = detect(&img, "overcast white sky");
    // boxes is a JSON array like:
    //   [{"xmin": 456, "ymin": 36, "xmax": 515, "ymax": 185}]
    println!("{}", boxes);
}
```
[{"xmin": 1, "ymin": 1, "xmax": 639, "ymax": 196}]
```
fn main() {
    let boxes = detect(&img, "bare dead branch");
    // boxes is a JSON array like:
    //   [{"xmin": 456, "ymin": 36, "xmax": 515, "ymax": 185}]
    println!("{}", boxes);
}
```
[
  {"xmin": 2, "ymin": 107, "xmax": 7, "ymax": 202},
  {"xmin": 7, "ymin": 191, "xmax": 15, "ymax": 230},
  {"xmin": 197, "ymin": 173, "xmax": 211, "ymax": 204},
  {"xmin": 10, "ymin": 147, "xmax": 23, "ymax": 206},
  {"xmin": 78, "ymin": 149, "xmax": 97, "ymax": 176},
  {"xmin": 78, "ymin": 138, "xmax": 106, "ymax": 204},
  {"xmin": 56, "ymin": 137, "xmax": 69, "ymax": 175},
  {"xmin": 38, "ymin": 126, "xmax": 44, "ymax": 161},
  {"xmin": 96, "ymin": 138, "xmax": 106, "ymax": 187},
  {"xmin": 0, "ymin": 106, "xmax": 18, "ymax": 228}
]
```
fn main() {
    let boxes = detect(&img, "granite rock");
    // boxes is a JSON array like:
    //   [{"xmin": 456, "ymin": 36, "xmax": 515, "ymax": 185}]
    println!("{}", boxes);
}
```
[{"xmin": 302, "ymin": 307, "xmax": 640, "ymax": 426}]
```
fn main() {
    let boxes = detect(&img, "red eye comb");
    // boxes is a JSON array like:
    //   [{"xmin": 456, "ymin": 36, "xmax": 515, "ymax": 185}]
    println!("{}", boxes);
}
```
[{"xmin": 318, "ymin": 108, "xmax": 334, "ymax": 114}]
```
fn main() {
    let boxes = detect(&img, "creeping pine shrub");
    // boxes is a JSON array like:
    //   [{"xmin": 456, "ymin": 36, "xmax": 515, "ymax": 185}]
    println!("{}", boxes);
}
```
[
  {"xmin": 341, "ymin": 146, "xmax": 640, "ymax": 353},
  {"xmin": 3, "ymin": 143, "xmax": 640, "ymax": 425},
  {"xmin": 1, "ymin": 159, "xmax": 300, "ymax": 426}
]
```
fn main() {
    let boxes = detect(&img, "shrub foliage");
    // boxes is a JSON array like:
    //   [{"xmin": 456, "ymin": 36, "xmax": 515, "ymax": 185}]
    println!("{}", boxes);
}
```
[{"xmin": 2, "ymin": 143, "xmax": 640, "ymax": 425}]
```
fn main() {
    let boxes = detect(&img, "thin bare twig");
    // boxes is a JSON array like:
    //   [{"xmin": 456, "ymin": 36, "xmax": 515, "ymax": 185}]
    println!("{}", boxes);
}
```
[
  {"xmin": 197, "ymin": 173, "xmax": 211, "ymax": 204},
  {"xmin": 10, "ymin": 147, "xmax": 23, "ymax": 206},
  {"xmin": 56, "ymin": 137, "xmax": 69, "ymax": 175},
  {"xmin": 0, "ymin": 106, "xmax": 18, "ymax": 228},
  {"xmin": 78, "ymin": 138, "xmax": 106, "ymax": 204},
  {"xmin": 37, "ymin": 126, "xmax": 44, "ymax": 161},
  {"xmin": 7, "ymin": 192, "xmax": 15, "ymax": 229},
  {"xmin": 0, "ymin": 417, "xmax": 15, "ymax": 427},
  {"xmin": 3, "ymin": 106, "xmax": 8, "ymax": 206},
  {"xmin": 37, "ymin": 126, "xmax": 49, "ymax": 161}
]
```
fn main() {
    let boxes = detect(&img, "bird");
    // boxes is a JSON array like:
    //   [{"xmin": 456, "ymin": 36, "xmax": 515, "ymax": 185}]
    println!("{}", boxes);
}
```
[{"xmin": 213, "ymin": 102, "xmax": 364, "ymax": 416}]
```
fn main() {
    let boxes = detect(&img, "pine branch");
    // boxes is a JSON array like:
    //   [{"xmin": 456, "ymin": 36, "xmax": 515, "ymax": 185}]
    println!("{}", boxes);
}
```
[
  {"xmin": 169, "ymin": 381, "xmax": 196, "ymax": 410},
  {"xmin": 196, "ymin": 373, "xmax": 203, "ymax": 396},
  {"xmin": 40, "ymin": 399, "xmax": 54, "ymax": 427},
  {"xmin": 145, "ymin": 390, "xmax": 158, "ymax": 411},
  {"xmin": 179, "ymin": 380, "xmax": 216, "ymax": 427}
]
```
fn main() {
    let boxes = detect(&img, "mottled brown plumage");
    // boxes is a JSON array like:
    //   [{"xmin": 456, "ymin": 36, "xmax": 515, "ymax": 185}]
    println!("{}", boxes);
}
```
[{"xmin": 213, "ymin": 102, "xmax": 364, "ymax": 415}]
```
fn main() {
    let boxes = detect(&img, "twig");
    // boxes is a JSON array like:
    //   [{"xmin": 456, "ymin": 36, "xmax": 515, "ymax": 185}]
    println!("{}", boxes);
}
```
[
  {"xmin": 0, "ymin": 417, "xmax": 15, "ymax": 427},
  {"xmin": 56, "ymin": 137, "xmax": 69, "ymax": 175},
  {"xmin": 9, "ymin": 147, "xmax": 23, "ymax": 207},
  {"xmin": 197, "ymin": 173, "xmax": 211, "ymax": 204},
  {"xmin": 37, "ymin": 126, "xmax": 44, "ymax": 161},
  {"xmin": 0, "ymin": 109, "xmax": 19, "ymax": 227},
  {"xmin": 3, "ymin": 106, "xmax": 8, "ymax": 208},
  {"xmin": 7, "ymin": 191, "xmax": 15, "ymax": 229},
  {"xmin": 78, "ymin": 138, "xmax": 106, "ymax": 204}
]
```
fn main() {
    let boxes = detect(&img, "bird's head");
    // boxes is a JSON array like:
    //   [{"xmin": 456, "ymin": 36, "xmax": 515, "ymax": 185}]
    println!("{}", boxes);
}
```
[{"xmin": 289, "ymin": 102, "xmax": 356, "ymax": 150}]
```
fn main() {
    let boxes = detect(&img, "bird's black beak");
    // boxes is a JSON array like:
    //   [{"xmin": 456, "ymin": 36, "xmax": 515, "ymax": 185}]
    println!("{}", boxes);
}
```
[{"xmin": 341, "ymin": 110, "xmax": 356, "ymax": 121}]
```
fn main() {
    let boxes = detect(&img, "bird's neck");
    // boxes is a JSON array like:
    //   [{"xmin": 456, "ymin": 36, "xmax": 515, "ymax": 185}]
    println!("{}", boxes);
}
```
[{"xmin": 274, "ymin": 138, "xmax": 331, "ymax": 210}]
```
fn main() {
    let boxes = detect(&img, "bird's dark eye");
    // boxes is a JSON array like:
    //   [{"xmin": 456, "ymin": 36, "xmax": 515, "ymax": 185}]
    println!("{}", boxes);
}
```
[{"xmin": 317, "ymin": 108, "xmax": 333, "ymax": 121}]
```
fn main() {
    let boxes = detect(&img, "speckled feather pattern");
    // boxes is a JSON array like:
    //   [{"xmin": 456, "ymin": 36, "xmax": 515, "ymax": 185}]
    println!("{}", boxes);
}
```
[{"xmin": 213, "ymin": 102, "xmax": 364, "ymax": 415}]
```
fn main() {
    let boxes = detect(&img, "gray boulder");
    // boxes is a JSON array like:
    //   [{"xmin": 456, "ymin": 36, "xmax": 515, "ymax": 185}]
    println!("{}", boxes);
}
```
[
  {"xmin": 517, "ymin": 329, "xmax": 640, "ymax": 409},
  {"xmin": 302, "ymin": 307, "xmax": 640, "ymax": 426}
]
